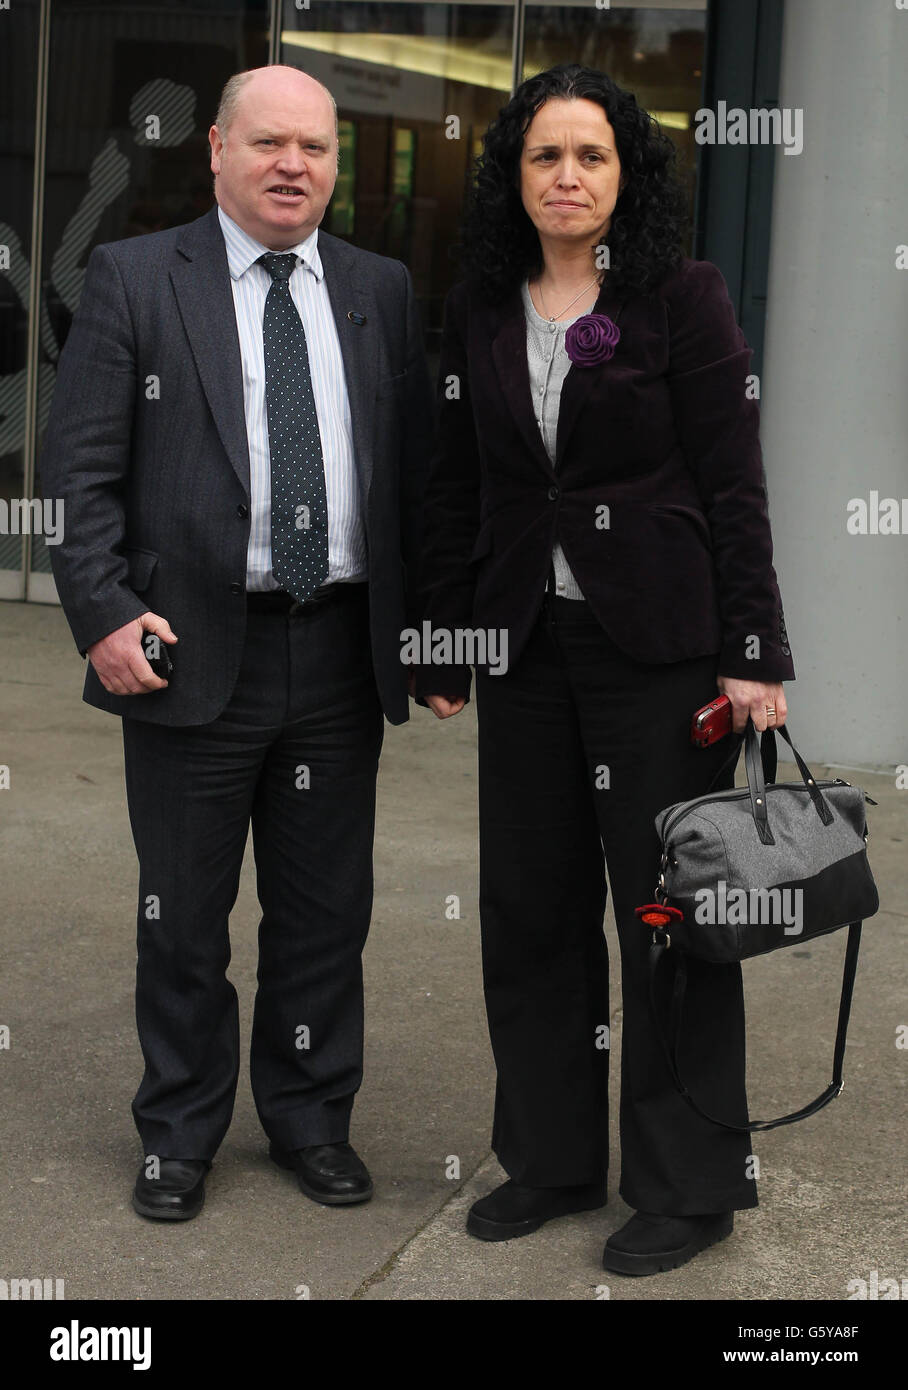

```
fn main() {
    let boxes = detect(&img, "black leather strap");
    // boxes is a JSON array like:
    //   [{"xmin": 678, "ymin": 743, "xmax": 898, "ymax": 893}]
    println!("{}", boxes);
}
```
[
  {"xmin": 744, "ymin": 723, "xmax": 774, "ymax": 844},
  {"xmin": 647, "ymin": 922, "xmax": 862, "ymax": 1132},
  {"xmin": 760, "ymin": 726, "xmax": 778, "ymax": 785},
  {"xmin": 706, "ymin": 729, "xmax": 745, "ymax": 792},
  {"xmin": 705, "ymin": 724, "xmax": 776, "ymax": 792}
]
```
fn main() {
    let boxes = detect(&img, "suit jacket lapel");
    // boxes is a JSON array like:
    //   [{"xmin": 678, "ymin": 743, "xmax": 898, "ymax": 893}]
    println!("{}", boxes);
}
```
[
  {"xmin": 169, "ymin": 213, "xmax": 378, "ymax": 505},
  {"xmin": 169, "ymin": 207, "xmax": 251, "ymax": 496},
  {"xmin": 554, "ymin": 276, "xmax": 626, "ymax": 468},
  {"xmin": 490, "ymin": 275, "xmax": 627, "ymax": 478},
  {"xmin": 317, "ymin": 232, "xmax": 376, "ymax": 502},
  {"xmin": 491, "ymin": 290, "xmax": 553, "ymax": 479}
]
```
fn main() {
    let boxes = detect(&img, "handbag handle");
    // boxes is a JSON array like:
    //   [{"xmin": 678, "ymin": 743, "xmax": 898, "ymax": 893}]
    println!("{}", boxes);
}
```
[
  {"xmin": 761, "ymin": 725, "xmax": 834, "ymax": 825},
  {"xmin": 745, "ymin": 722, "xmax": 834, "ymax": 836},
  {"xmin": 708, "ymin": 721, "xmax": 834, "ymax": 840},
  {"xmin": 743, "ymin": 723, "xmax": 774, "ymax": 844},
  {"xmin": 706, "ymin": 722, "xmax": 776, "ymax": 793}
]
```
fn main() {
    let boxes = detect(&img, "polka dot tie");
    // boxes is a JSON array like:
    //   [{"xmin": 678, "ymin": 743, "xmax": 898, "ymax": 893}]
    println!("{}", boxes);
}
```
[{"xmin": 258, "ymin": 251, "xmax": 328, "ymax": 602}]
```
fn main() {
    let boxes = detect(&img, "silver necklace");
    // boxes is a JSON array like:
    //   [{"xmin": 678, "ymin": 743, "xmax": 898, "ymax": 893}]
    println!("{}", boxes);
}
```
[{"xmin": 536, "ymin": 275, "xmax": 600, "ymax": 322}]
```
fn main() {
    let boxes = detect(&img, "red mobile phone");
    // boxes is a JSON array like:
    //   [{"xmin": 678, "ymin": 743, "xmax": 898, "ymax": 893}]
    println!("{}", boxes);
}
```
[{"xmin": 691, "ymin": 694, "xmax": 732, "ymax": 747}]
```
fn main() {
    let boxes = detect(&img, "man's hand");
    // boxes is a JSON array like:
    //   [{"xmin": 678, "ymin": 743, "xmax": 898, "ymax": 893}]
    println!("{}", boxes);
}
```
[
  {"xmin": 87, "ymin": 613, "xmax": 178, "ymax": 695},
  {"xmin": 424, "ymin": 694, "xmax": 466, "ymax": 720},
  {"xmin": 716, "ymin": 676, "xmax": 788, "ymax": 733}
]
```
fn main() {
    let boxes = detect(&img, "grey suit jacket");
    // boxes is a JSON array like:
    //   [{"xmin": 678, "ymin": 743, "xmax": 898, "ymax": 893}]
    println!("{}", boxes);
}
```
[{"xmin": 39, "ymin": 205, "xmax": 434, "ymax": 726}]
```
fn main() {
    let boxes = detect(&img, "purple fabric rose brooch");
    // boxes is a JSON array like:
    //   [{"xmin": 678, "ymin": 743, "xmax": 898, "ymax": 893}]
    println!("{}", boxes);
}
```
[{"xmin": 564, "ymin": 313, "xmax": 621, "ymax": 366}]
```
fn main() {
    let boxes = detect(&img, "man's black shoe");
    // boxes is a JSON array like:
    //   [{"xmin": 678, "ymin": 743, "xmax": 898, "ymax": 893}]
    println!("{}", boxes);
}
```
[
  {"xmin": 269, "ymin": 1141, "xmax": 373, "ymax": 1205},
  {"xmin": 466, "ymin": 1177, "xmax": 607, "ymax": 1241},
  {"xmin": 602, "ymin": 1209, "xmax": 734, "ymax": 1276},
  {"xmin": 132, "ymin": 1158, "xmax": 210, "ymax": 1221}
]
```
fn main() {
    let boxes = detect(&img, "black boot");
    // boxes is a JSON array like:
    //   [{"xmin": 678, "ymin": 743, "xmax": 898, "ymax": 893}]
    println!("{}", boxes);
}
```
[
  {"xmin": 467, "ymin": 1178, "xmax": 606, "ymax": 1241},
  {"xmin": 603, "ymin": 1210, "xmax": 734, "ymax": 1276}
]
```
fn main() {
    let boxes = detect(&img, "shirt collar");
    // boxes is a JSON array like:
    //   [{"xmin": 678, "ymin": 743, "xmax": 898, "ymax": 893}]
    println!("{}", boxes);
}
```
[{"xmin": 217, "ymin": 204, "xmax": 323, "ymax": 282}]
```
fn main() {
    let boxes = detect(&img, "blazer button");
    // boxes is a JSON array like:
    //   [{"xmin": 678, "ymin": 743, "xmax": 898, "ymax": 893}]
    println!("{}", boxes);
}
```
[
  {"xmin": 230, "ymin": 581, "xmax": 243, "ymax": 595},
  {"xmin": 547, "ymin": 486, "xmax": 559, "ymax": 501},
  {"xmin": 237, "ymin": 504, "xmax": 248, "ymax": 518},
  {"xmin": 781, "ymin": 644, "xmax": 791, "ymax": 656}
]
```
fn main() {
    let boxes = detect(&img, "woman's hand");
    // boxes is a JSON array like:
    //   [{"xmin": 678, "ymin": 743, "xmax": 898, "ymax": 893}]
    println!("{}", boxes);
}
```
[
  {"xmin": 425, "ymin": 694, "xmax": 467, "ymax": 719},
  {"xmin": 716, "ymin": 676, "xmax": 787, "ymax": 733},
  {"xmin": 406, "ymin": 670, "xmax": 466, "ymax": 718}
]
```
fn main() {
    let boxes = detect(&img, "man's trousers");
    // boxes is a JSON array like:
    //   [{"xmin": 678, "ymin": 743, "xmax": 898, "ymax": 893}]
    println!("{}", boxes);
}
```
[{"xmin": 121, "ymin": 585, "xmax": 383, "ymax": 1160}]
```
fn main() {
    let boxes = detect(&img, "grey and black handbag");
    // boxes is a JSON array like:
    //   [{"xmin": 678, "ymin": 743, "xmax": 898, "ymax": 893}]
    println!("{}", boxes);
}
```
[{"xmin": 638, "ymin": 721, "xmax": 879, "ymax": 1132}]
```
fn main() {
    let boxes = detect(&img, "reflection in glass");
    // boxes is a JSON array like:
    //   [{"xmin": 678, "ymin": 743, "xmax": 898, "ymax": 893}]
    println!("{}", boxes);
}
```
[
  {"xmin": 31, "ymin": 0, "xmax": 269, "ymax": 577},
  {"xmin": 15, "ymin": 0, "xmax": 708, "ymax": 595},
  {"xmin": 281, "ymin": 0, "xmax": 516, "ymax": 342},
  {"xmin": 0, "ymin": 0, "xmax": 40, "ymax": 590}
]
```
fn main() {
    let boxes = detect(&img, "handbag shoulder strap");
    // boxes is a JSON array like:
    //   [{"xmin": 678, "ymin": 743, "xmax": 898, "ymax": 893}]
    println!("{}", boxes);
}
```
[{"xmin": 647, "ymin": 922, "xmax": 862, "ymax": 1132}]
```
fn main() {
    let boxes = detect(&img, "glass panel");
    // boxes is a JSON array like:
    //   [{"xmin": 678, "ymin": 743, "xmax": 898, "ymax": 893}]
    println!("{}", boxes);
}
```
[
  {"xmin": 329, "ymin": 118, "xmax": 357, "ymax": 236},
  {"xmin": 31, "ymin": 0, "xmax": 271, "ymax": 579},
  {"xmin": 523, "ymin": 0, "xmax": 708, "ymax": 250},
  {"xmin": 280, "ymin": 0, "xmax": 517, "ymax": 348},
  {"xmin": 0, "ymin": 0, "xmax": 40, "ymax": 594}
]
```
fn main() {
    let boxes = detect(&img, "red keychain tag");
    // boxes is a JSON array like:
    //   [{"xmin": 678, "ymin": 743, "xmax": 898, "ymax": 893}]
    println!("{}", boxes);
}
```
[{"xmin": 634, "ymin": 903, "xmax": 684, "ymax": 928}]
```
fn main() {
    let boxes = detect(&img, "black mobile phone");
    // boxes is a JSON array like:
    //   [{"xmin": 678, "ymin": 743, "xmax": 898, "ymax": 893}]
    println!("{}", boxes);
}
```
[{"xmin": 142, "ymin": 632, "xmax": 174, "ymax": 681}]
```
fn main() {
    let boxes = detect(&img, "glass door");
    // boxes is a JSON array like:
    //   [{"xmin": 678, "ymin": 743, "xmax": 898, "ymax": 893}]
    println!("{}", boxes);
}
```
[
  {"xmin": 26, "ymin": 0, "xmax": 270, "ymax": 599},
  {"xmin": 523, "ymin": 0, "xmax": 707, "ymax": 250},
  {"xmin": 0, "ymin": 0, "xmax": 41, "ymax": 599},
  {"xmin": 10, "ymin": 0, "xmax": 710, "ymax": 603},
  {"xmin": 280, "ymin": 0, "xmax": 518, "ymax": 350}
]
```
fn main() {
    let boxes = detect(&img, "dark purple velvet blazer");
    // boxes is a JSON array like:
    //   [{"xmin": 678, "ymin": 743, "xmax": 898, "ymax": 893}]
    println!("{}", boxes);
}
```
[{"xmin": 415, "ymin": 257, "xmax": 795, "ymax": 700}]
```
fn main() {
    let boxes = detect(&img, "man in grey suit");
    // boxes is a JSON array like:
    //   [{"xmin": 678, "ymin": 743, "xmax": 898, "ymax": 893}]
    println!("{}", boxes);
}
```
[{"xmin": 39, "ymin": 65, "xmax": 433, "ymax": 1220}]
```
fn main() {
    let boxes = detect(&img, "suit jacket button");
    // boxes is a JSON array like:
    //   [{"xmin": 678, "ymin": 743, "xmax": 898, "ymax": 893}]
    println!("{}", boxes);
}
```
[
  {"xmin": 237, "ymin": 504, "xmax": 248, "ymax": 518},
  {"xmin": 547, "ymin": 486, "xmax": 559, "ymax": 501},
  {"xmin": 781, "ymin": 644, "xmax": 791, "ymax": 656},
  {"xmin": 230, "ymin": 581, "xmax": 243, "ymax": 595}
]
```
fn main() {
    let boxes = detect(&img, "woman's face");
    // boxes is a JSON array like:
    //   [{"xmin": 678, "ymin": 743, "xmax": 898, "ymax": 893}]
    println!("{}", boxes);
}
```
[{"xmin": 519, "ymin": 97, "xmax": 624, "ymax": 252}]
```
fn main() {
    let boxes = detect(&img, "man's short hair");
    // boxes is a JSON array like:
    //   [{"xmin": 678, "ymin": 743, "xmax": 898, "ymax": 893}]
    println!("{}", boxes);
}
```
[{"xmin": 214, "ymin": 67, "xmax": 338, "ymax": 143}]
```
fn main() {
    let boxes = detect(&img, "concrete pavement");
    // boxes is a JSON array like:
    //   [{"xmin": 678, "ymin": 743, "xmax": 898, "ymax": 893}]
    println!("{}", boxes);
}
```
[{"xmin": 0, "ymin": 599, "xmax": 905, "ymax": 1301}]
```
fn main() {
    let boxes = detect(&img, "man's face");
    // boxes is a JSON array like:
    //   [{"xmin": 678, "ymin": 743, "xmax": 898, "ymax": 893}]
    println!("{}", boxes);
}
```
[{"xmin": 209, "ymin": 73, "xmax": 337, "ymax": 249}]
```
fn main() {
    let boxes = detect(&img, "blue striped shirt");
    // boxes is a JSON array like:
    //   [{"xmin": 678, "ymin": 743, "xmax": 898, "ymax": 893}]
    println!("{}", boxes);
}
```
[{"xmin": 217, "ymin": 204, "xmax": 366, "ymax": 589}]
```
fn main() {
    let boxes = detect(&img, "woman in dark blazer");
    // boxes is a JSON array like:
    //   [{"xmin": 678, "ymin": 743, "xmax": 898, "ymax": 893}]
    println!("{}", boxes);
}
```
[{"xmin": 415, "ymin": 64, "xmax": 795, "ymax": 1277}]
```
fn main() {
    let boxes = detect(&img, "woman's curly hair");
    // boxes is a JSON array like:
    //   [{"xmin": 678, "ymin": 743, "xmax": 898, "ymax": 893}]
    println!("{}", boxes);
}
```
[{"xmin": 458, "ymin": 64, "xmax": 690, "ymax": 303}]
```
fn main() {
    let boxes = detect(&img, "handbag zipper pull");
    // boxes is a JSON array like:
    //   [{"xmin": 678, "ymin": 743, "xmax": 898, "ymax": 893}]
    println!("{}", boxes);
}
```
[{"xmin": 833, "ymin": 776, "xmax": 877, "ymax": 806}]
